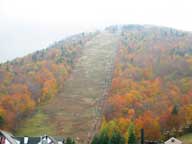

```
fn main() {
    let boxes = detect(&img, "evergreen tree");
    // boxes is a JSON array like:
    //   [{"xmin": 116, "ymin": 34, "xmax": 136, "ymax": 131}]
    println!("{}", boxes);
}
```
[
  {"xmin": 172, "ymin": 104, "xmax": 179, "ymax": 115},
  {"xmin": 91, "ymin": 129, "xmax": 125, "ymax": 144},
  {"xmin": 91, "ymin": 134, "xmax": 100, "ymax": 144},
  {"xmin": 91, "ymin": 129, "xmax": 109, "ymax": 144},
  {"xmin": 110, "ymin": 130, "xmax": 125, "ymax": 144},
  {"xmin": 128, "ymin": 123, "xmax": 137, "ymax": 144},
  {"xmin": 0, "ymin": 116, "xmax": 4, "ymax": 127},
  {"xmin": 65, "ymin": 137, "xmax": 75, "ymax": 144},
  {"xmin": 99, "ymin": 129, "xmax": 109, "ymax": 144},
  {"xmin": 128, "ymin": 131, "xmax": 136, "ymax": 144}
]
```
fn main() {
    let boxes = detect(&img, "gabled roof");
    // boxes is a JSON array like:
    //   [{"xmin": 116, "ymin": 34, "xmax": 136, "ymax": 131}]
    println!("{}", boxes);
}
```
[
  {"xmin": 48, "ymin": 136, "xmax": 58, "ymax": 144},
  {"xmin": 0, "ymin": 130, "xmax": 17, "ymax": 144},
  {"xmin": 0, "ymin": 130, "xmax": 63, "ymax": 144},
  {"xmin": 164, "ymin": 137, "xmax": 182, "ymax": 144},
  {"xmin": 15, "ymin": 136, "xmax": 60, "ymax": 144}
]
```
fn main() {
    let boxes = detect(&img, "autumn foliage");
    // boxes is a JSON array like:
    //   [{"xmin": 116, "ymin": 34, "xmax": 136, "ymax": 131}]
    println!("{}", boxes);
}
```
[
  {"xmin": 104, "ymin": 25, "xmax": 192, "ymax": 140},
  {"xmin": 0, "ymin": 32, "xmax": 96, "ymax": 131}
]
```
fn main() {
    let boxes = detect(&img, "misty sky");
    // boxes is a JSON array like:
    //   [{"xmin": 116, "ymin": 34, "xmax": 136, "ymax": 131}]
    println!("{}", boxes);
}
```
[{"xmin": 0, "ymin": 0, "xmax": 192, "ymax": 62}]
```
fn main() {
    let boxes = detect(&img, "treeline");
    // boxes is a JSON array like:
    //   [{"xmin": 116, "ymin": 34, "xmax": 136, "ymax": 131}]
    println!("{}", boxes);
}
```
[
  {"xmin": 0, "ymin": 32, "xmax": 98, "ymax": 131},
  {"xmin": 91, "ymin": 120, "xmax": 137, "ymax": 144},
  {"xmin": 104, "ymin": 25, "xmax": 192, "ymax": 141}
]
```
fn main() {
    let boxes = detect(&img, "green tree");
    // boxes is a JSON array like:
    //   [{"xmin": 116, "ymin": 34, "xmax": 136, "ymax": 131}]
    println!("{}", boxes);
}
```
[
  {"xmin": 0, "ymin": 116, "xmax": 4, "ymax": 127},
  {"xmin": 91, "ymin": 129, "xmax": 109, "ymax": 144},
  {"xmin": 91, "ymin": 134, "xmax": 100, "ymax": 144},
  {"xmin": 99, "ymin": 129, "xmax": 109, "ymax": 144},
  {"xmin": 110, "ymin": 130, "xmax": 125, "ymax": 144},
  {"xmin": 65, "ymin": 137, "xmax": 75, "ymax": 144},
  {"xmin": 172, "ymin": 105, "xmax": 179, "ymax": 115},
  {"xmin": 128, "ymin": 123, "xmax": 137, "ymax": 144}
]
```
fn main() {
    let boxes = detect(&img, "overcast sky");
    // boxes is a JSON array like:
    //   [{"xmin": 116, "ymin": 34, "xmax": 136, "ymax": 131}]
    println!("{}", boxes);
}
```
[{"xmin": 0, "ymin": 0, "xmax": 192, "ymax": 62}]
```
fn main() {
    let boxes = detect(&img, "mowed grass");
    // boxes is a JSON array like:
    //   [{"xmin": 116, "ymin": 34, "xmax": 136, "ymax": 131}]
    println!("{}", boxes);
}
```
[
  {"xmin": 178, "ymin": 133, "xmax": 192, "ymax": 144},
  {"xmin": 15, "ymin": 110, "xmax": 56, "ymax": 136}
]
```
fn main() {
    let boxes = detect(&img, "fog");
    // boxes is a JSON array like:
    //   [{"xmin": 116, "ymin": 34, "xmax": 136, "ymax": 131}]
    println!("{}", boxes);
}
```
[
  {"xmin": 0, "ymin": 0, "xmax": 192, "ymax": 62},
  {"xmin": 0, "ymin": 19, "xmax": 99, "ymax": 62}
]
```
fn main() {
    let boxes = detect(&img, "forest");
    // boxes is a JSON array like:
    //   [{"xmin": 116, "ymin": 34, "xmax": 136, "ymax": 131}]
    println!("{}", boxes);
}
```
[
  {"xmin": 0, "ymin": 25, "xmax": 192, "ymax": 143},
  {"xmin": 0, "ymin": 32, "xmax": 97, "ymax": 131},
  {"xmin": 101, "ymin": 25, "xmax": 192, "ymax": 143}
]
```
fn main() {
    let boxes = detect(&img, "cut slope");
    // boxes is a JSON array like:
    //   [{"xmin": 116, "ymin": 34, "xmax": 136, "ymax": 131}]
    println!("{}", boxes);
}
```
[{"xmin": 16, "ymin": 32, "xmax": 119, "ymax": 143}]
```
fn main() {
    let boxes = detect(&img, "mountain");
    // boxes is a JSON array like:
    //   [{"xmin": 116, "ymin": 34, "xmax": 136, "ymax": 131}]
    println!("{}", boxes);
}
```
[
  {"xmin": 0, "ymin": 25, "xmax": 192, "ymax": 143},
  {"xmin": 104, "ymin": 25, "xmax": 192, "ymax": 141}
]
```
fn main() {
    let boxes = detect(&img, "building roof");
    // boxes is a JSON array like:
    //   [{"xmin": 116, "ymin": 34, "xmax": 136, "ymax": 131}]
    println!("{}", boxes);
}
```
[
  {"xmin": 15, "ymin": 137, "xmax": 41, "ymax": 144},
  {"xmin": 15, "ymin": 136, "xmax": 61, "ymax": 144},
  {"xmin": 15, "ymin": 137, "xmax": 24, "ymax": 144},
  {"xmin": 0, "ymin": 130, "xmax": 18, "ymax": 144},
  {"xmin": 164, "ymin": 137, "xmax": 182, "ymax": 144},
  {"xmin": 27, "ymin": 137, "xmax": 41, "ymax": 144},
  {"xmin": 0, "ymin": 130, "xmax": 64, "ymax": 144},
  {"xmin": 48, "ymin": 136, "xmax": 58, "ymax": 144}
]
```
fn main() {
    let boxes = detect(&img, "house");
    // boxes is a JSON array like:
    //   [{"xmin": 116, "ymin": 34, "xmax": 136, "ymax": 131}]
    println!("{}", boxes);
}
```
[
  {"xmin": 15, "ymin": 135, "xmax": 61, "ymax": 144},
  {"xmin": 164, "ymin": 137, "xmax": 182, "ymax": 144},
  {"xmin": 0, "ymin": 130, "xmax": 18, "ymax": 144},
  {"xmin": 0, "ymin": 130, "xmax": 65, "ymax": 144}
]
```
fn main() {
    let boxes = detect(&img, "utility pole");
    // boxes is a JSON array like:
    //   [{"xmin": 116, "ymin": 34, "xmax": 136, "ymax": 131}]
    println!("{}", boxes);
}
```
[{"xmin": 141, "ymin": 128, "xmax": 144, "ymax": 144}]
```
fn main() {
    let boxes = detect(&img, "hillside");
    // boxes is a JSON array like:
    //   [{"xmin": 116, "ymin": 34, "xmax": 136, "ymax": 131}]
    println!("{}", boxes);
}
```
[
  {"xmin": 16, "ymin": 32, "xmax": 119, "ymax": 143},
  {"xmin": 103, "ymin": 25, "xmax": 192, "ymax": 141},
  {"xmin": 0, "ymin": 32, "xmax": 97, "ymax": 131},
  {"xmin": 0, "ymin": 25, "xmax": 192, "ymax": 143}
]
